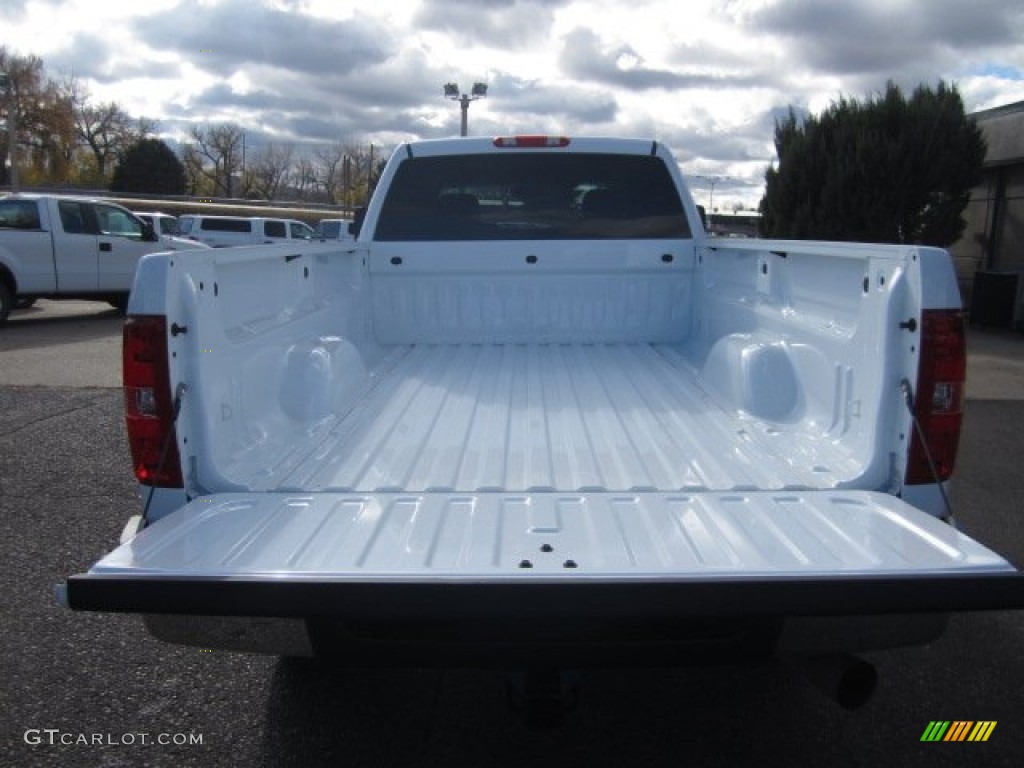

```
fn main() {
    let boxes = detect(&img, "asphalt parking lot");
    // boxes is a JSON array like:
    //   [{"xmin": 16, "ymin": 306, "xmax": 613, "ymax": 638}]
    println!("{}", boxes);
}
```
[{"xmin": 1, "ymin": 300, "xmax": 1022, "ymax": 767}]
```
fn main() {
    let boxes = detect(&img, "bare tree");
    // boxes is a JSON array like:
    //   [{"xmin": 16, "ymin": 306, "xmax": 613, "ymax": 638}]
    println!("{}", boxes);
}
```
[
  {"xmin": 337, "ymin": 140, "xmax": 389, "ymax": 208},
  {"xmin": 248, "ymin": 141, "xmax": 295, "ymax": 200},
  {"xmin": 344, "ymin": 140, "xmax": 368, "ymax": 207},
  {"xmin": 181, "ymin": 143, "xmax": 206, "ymax": 196},
  {"xmin": 1, "ymin": 48, "xmax": 158, "ymax": 189},
  {"xmin": 187, "ymin": 122, "xmax": 245, "ymax": 197},
  {"xmin": 65, "ymin": 76, "xmax": 136, "ymax": 181},
  {"xmin": 0, "ymin": 47, "xmax": 76, "ymax": 186},
  {"xmin": 31, "ymin": 80, "xmax": 76, "ymax": 185},
  {"xmin": 128, "ymin": 115, "xmax": 158, "ymax": 146},
  {"xmin": 290, "ymin": 151, "xmax": 319, "ymax": 200},
  {"xmin": 344, "ymin": 140, "xmax": 391, "ymax": 207},
  {"xmin": 314, "ymin": 141, "xmax": 346, "ymax": 204}
]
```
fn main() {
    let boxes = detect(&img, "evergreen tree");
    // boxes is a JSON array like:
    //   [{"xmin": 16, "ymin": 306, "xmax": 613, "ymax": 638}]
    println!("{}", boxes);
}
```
[
  {"xmin": 760, "ymin": 81, "xmax": 986, "ymax": 246},
  {"xmin": 110, "ymin": 138, "xmax": 185, "ymax": 194}
]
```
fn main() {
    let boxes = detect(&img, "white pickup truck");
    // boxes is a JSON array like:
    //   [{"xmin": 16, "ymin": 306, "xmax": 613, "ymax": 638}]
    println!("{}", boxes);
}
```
[
  {"xmin": 0, "ymin": 194, "xmax": 207, "ymax": 321},
  {"xmin": 61, "ymin": 137, "xmax": 1023, "ymax": 712}
]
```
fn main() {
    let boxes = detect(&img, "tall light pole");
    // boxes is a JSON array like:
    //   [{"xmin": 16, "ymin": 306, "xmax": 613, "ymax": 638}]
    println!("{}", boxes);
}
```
[
  {"xmin": 0, "ymin": 70, "xmax": 18, "ymax": 192},
  {"xmin": 694, "ymin": 175, "xmax": 727, "ymax": 233},
  {"xmin": 444, "ymin": 82, "xmax": 487, "ymax": 137}
]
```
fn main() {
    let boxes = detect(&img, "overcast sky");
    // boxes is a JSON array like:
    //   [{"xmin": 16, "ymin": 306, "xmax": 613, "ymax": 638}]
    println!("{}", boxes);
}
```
[{"xmin": 3, "ymin": 0, "xmax": 1023, "ymax": 208}]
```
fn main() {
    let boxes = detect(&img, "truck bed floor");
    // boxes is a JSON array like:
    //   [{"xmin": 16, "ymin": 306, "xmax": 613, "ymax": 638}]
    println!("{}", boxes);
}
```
[{"xmin": 258, "ymin": 343, "xmax": 852, "ymax": 493}]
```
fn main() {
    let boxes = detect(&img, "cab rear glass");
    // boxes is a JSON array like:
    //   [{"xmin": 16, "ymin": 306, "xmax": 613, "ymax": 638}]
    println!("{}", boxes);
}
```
[{"xmin": 374, "ymin": 153, "xmax": 691, "ymax": 241}]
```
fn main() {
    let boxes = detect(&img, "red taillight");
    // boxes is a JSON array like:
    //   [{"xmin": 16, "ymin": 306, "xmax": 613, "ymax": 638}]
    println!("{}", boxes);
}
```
[
  {"xmin": 905, "ymin": 309, "xmax": 966, "ymax": 485},
  {"xmin": 123, "ymin": 315, "xmax": 183, "ymax": 487},
  {"xmin": 493, "ymin": 135, "xmax": 571, "ymax": 148}
]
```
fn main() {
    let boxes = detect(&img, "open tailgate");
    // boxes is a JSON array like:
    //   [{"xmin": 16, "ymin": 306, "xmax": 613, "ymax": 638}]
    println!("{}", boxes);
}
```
[{"xmin": 63, "ymin": 491, "xmax": 1024, "ymax": 619}]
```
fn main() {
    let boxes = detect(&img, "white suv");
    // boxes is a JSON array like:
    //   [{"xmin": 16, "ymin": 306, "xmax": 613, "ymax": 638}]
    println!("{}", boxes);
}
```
[
  {"xmin": 316, "ymin": 217, "xmax": 356, "ymax": 241},
  {"xmin": 178, "ymin": 215, "xmax": 315, "ymax": 247},
  {"xmin": 133, "ymin": 212, "xmax": 181, "ymax": 239}
]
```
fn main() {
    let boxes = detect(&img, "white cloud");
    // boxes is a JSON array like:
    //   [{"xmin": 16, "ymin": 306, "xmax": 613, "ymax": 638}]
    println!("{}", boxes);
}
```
[{"xmin": 2, "ymin": 0, "xmax": 1022, "ymax": 208}]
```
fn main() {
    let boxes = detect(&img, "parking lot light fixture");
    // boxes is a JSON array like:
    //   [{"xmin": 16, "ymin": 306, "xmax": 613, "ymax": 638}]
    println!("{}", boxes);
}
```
[{"xmin": 444, "ymin": 81, "xmax": 488, "ymax": 137}]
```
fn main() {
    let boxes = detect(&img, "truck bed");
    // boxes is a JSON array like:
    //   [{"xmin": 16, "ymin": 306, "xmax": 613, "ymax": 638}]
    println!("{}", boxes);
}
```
[
  {"xmin": 227, "ymin": 342, "xmax": 853, "ymax": 494},
  {"xmin": 63, "ymin": 141, "xmax": 1024, "ymax": 662}
]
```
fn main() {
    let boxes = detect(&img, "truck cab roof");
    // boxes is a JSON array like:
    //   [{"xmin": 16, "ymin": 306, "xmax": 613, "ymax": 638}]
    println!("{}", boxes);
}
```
[{"xmin": 400, "ymin": 136, "xmax": 662, "ymax": 157}]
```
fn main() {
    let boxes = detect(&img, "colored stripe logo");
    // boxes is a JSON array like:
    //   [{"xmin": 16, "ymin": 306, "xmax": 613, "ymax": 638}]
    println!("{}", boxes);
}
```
[{"xmin": 921, "ymin": 721, "xmax": 997, "ymax": 742}]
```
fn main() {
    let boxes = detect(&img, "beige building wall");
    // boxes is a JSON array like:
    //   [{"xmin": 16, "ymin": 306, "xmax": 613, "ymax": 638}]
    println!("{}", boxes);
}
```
[{"xmin": 949, "ymin": 101, "xmax": 1024, "ymax": 328}]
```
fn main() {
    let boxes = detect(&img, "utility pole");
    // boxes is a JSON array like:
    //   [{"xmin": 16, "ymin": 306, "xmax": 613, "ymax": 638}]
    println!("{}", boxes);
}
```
[
  {"xmin": 343, "ymin": 154, "xmax": 350, "ymax": 212},
  {"xmin": 367, "ymin": 143, "xmax": 374, "ymax": 201},
  {"xmin": 444, "ymin": 82, "xmax": 488, "ymax": 137}
]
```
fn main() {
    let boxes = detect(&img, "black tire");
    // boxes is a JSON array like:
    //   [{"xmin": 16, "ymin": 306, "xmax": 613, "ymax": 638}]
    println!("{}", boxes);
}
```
[
  {"xmin": 108, "ymin": 295, "xmax": 129, "ymax": 313},
  {"xmin": 0, "ymin": 283, "xmax": 12, "ymax": 323}
]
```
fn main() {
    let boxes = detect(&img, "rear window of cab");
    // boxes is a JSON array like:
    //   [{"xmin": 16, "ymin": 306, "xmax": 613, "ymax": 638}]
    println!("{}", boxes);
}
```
[{"xmin": 374, "ymin": 153, "xmax": 691, "ymax": 241}]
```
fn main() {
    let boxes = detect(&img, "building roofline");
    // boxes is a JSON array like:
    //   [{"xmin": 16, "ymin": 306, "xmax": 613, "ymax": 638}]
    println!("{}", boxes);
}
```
[{"xmin": 970, "ymin": 100, "xmax": 1024, "ymax": 121}]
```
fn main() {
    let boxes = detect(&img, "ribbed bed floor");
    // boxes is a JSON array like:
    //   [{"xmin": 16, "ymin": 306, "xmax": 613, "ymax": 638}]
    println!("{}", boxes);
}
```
[{"xmin": 265, "ymin": 343, "xmax": 853, "ymax": 493}]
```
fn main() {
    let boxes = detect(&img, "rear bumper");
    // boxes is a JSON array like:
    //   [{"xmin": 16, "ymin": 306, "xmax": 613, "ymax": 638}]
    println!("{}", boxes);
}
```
[
  {"xmin": 65, "ymin": 571, "xmax": 1024, "ymax": 620},
  {"xmin": 67, "ymin": 572, "xmax": 1023, "ymax": 660},
  {"xmin": 110, "ymin": 577, "xmax": 1015, "ymax": 663}
]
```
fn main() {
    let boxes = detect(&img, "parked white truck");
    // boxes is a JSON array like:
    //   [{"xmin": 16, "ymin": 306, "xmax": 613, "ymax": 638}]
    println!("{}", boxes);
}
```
[
  {"xmin": 0, "ymin": 194, "xmax": 207, "ymax": 321},
  {"xmin": 61, "ymin": 137, "xmax": 1023, "ymax": 714}
]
